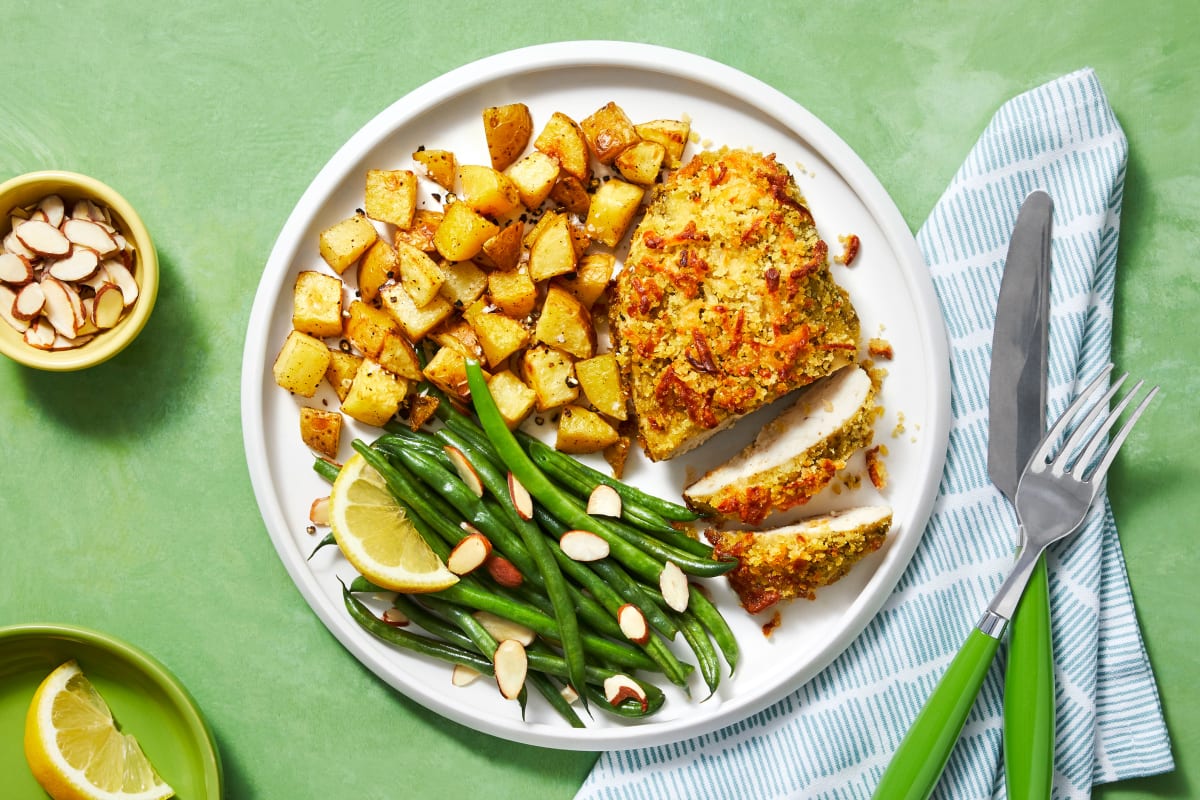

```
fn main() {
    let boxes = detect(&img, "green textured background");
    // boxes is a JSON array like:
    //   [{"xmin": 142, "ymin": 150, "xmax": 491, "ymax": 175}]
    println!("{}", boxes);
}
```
[{"xmin": 1, "ymin": 2, "xmax": 1195, "ymax": 798}]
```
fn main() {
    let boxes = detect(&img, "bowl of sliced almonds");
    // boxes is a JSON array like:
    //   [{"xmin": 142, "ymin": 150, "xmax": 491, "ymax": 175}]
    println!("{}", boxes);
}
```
[{"xmin": 0, "ymin": 170, "xmax": 158, "ymax": 370}]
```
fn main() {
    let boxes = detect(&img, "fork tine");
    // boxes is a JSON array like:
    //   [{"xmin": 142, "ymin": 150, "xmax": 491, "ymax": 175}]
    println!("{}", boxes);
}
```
[
  {"xmin": 1085, "ymin": 384, "xmax": 1160, "ymax": 483},
  {"xmin": 1050, "ymin": 371, "xmax": 1128, "ymax": 476},
  {"xmin": 1032, "ymin": 364, "xmax": 1114, "ymax": 470},
  {"xmin": 1072, "ymin": 378, "xmax": 1145, "ymax": 471}
]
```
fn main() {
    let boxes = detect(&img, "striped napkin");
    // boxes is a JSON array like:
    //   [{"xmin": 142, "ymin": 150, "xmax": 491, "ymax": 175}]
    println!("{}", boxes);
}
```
[{"xmin": 577, "ymin": 69, "xmax": 1173, "ymax": 800}]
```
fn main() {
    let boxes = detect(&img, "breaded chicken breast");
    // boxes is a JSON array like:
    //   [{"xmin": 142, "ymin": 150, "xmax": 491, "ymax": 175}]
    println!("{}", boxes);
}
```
[{"xmin": 610, "ymin": 148, "xmax": 860, "ymax": 461}]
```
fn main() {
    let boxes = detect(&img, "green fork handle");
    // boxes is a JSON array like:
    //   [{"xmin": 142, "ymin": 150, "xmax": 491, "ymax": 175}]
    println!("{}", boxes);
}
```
[
  {"xmin": 872, "ymin": 627, "xmax": 1002, "ymax": 800},
  {"xmin": 1004, "ymin": 556, "xmax": 1055, "ymax": 798}
]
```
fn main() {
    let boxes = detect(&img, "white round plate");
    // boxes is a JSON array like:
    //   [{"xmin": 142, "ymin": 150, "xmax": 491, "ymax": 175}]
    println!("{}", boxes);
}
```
[{"xmin": 241, "ymin": 41, "xmax": 950, "ymax": 750}]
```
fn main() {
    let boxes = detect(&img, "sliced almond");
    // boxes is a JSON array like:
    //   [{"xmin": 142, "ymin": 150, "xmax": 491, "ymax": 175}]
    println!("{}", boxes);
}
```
[
  {"xmin": 14, "ymin": 219, "xmax": 70, "ymax": 257},
  {"xmin": 0, "ymin": 285, "xmax": 29, "ymax": 333},
  {"xmin": 472, "ymin": 610, "xmax": 536, "ymax": 646},
  {"xmin": 617, "ymin": 603, "xmax": 650, "ymax": 645},
  {"xmin": 61, "ymin": 217, "xmax": 118, "ymax": 257},
  {"xmin": 38, "ymin": 194, "xmax": 65, "ymax": 228},
  {"xmin": 80, "ymin": 264, "xmax": 113, "ymax": 293},
  {"xmin": 50, "ymin": 332, "xmax": 93, "ymax": 351},
  {"xmin": 4, "ymin": 230, "xmax": 37, "ymax": 260},
  {"xmin": 447, "ymin": 532, "xmax": 491, "ymax": 575},
  {"xmin": 586, "ymin": 484, "xmax": 622, "ymax": 517},
  {"xmin": 40, "ymin": 277, "xmax": 82, "ymax": 337},
  {"xmin": 507, "ymin": 472, "xmax": 534, "ymax": 520},
  {"xmin": 659, "ymin": 560, "xmax": 690, "ymax": 613},
  {"xmin": 484, "ymin": 554, "xmax": 524, "ymax": 588},
  {"xmin": 451, "ymin": 664, "xmax": 483, "ymax": 687},
  {"xmin": 0, "ymin": 253, "xmax": 33, "ymax": 284},
  {"xmin": 444, "ymin": 446, "xmax": 483, "ymax": 498},
  {"xmin": 91, "ymin": 283, "xmax": 125, "ymax": 329},
  {"xmin": 493, "ymin": 639, "xmax": 528, "ymax": 700},
  {"xmin": 77, "ymin": 298, "xmax": 99, "ymax": 337},
  {"xmin": 70, "ymin": 199, "xmax": 92, "ymax": 220},
  {"xmin": 308, "ymin": 496, "xmax": 331, "ymax": 526},
  {"xmin": 103, "ymin": 260, "xmax": 139, "ymax": 307},
  {"xmin": 48, "ymin": 247, "xmax": 100, "ymax": 282},
  {"xmin": 559, "ymin": 684, "xmax": 580, "ymax": 705},
  {"xmin": 13, "ymin": 282, "xmax": 45, "ymax": 321},
  {"xmin": 559, "ymin": 529, "xmax": 610, "ymax": 562},
  {"xmin": 603, "ymin": 674, "xmax": 648, "ymax": 712},
  {"xmin": 381, "ymin": 607, "xmax": 409, "ymax": 627},
  {"xmin": 23, "ymin": 317, "xmax": 55, "ymax": 349}
]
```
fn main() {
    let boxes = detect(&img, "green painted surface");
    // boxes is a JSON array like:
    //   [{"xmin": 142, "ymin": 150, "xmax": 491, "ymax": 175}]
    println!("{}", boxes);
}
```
[{"xmin": 0, "ymin": 2, "xmax": 1194, "ymax": 797}]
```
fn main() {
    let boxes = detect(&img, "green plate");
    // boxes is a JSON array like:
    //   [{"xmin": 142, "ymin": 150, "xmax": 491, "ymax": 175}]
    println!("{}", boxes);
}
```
[{"xmin": 0, "ymin": 624, "xmax": 222, "ymax": 799}]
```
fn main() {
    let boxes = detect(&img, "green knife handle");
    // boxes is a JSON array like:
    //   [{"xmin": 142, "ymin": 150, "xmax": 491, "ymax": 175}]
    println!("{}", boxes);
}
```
[
  {"xmin": 872, "ymin": 628, "xmax": 1002, "ymax": 800},
  {"xmin": 1004, "ymin": 556, "xmax": 1055, "ymax": 799}
]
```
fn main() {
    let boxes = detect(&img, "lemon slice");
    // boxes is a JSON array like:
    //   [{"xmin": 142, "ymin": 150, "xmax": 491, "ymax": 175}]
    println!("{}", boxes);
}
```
[
  {"xmin": 24, "ymin": 660, "xmax": 174, "ymax": 800},
  {"xmin": 330, "ymin": 452, "xmax": 459, "ymax": 592}
]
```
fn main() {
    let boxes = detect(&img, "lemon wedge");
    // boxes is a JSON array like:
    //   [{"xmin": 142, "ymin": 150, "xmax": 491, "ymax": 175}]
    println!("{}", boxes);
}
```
[
  {"xmin": 24, "ymin": 660, "xmax": 174, "ymax": 800},
  {"xmin": 330, "ymin": 452, "xmax": 458, "ymax": 592}
]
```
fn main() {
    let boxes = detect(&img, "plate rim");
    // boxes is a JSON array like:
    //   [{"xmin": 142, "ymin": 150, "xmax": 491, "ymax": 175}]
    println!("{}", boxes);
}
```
[{"xmin": 240, "ymin": 39, "xmax": 951, "ymax": 750}]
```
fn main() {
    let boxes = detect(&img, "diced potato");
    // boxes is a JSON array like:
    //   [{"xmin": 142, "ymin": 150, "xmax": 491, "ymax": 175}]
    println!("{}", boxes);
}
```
[
  {"xmin": 412, "ymin": 148, "xmax": 457, "ymax": 191},
  {"xmin": 394, "ymin": 209, "xmax": 442, "ymax": 252},
  {"xmin": 549, "ymin": 175, "xmax": 590, "ymax": 217},
  {"xmin": 422, "ymin": 346, "xmax": 488, "ymax": 401},
  {"xmin": 614, "ymin": 140, "xmax": 666, "ymax": 186},
  {"xmin": 635, "ymin": 118, "xmax": 690, "ymax": 168},
  {"xmin": 533, "ymin": 112, "xmax": 590, "ymax": 182},
  {"xmin": 555, "ymin": 404, "xmax": 621, "ymax": 454},
  {"xmin": 584, "ymin": 179, "xmax": 644, "ymax": 248},
  {"xmin": 377, "ymin": 330, "xmax": 423, "ymax": 381},
  {"xmin": 522, "ymin": 210, "xmax": 556, "ymax": 249},
  {"xmin": 273, "ymin": 330, "xmax": 332, "ymax": 397},
  {"xmin": 345, "ymin": 299, "xmax": 398, "ymax": 358},
  {"xmin": 434, "ymin": 201, "xmax": 499, "ymax": 261},
  {"xmin": 465, "ymin": 299, "xmax": 530, "ymax": 367},
  {"xmin": 358, "ymin": 239, "xmax": 397, "ymax": 305},
  {"xmin": 554, "ymin": 252, "xmax": 613, "ymax": 309},
  {"xmin": 580, "ymin": 102, "xmax": 639, "ymax": 165},
  {"xmin": 527, "ymin": 213, "xmax": 577, "ymax": 282},
  {"xmin": 408, "ymin": 394, "xmax": 441, "ymax": 429},
  {"xmin": 604, "ymin": 436, "xmax": 632, "ymax": 479},
  {"xmin": 300, "ymin": 407, "xmax": 342, "ymax": 459},
  {"xmin": 521, "ymin": 344, "xmax": 579, "ymax": 411},
  {"xmin": 430, "ymin": 318, "xmax": 483, "ymax": 360},
  {"xmin": 487, "ymin": 370, "xmax": 536, "ymax": 429},
  {"xmin": 487, "ymin": 268, "xmax": 537, "ymax": 318},
  {"xmin": 365, "ymin": 169, "xmax": 418, "ymax": 228},
  {"xmin": 437, "ymin": 260, "xmax": 488, "ymax": 307},
  {"xmin": 505, "ymin": 151, "xmax": 559, "ymax": 209},
  {"xmin": 326, "ymin": 349, "xmax": 363, "ymax": 402},
  {"xmin": 458, "ymin": 164, "xmax": 520, "ymax": 218},
  {"xmin": 319, "ymin": 213, "xmax": 377, "ymax": 274},
  {"xmin": 534, "ymin": 285, "xmax": 594, "ymax": 360},
  {"xmin": 395, "ymin": 240, "xmax": 445, "ymax": 307},
  {"xmin": 567, "ymin": 218, "xmax": 591, "ymax": 258},
  {"xmin": 292, "ymin": 270, "xmax": 344, "ymax": 338},
  {"xmin": 341, "ymin": 358, "xmax": 408, "ymax": 427},
  {"xmin": 574, "ymin": 353, "xmax": 627, "ymax": 420},
  {"xmin": 482, "ymin": 103, "xmax": 533, "ymax": 172},
  {"xmin": 476, "ymin": 223, "xmax": 523, "ymax": 272},
  {"xmin": 379, "ymin": 282, "xmax": 454, "ymax": 341}
]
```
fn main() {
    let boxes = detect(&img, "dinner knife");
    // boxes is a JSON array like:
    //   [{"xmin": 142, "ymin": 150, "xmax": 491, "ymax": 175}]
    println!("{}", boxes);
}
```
[{"xmin": 989, "ymin": 190, "xmax": 1054, "ymax": 799}]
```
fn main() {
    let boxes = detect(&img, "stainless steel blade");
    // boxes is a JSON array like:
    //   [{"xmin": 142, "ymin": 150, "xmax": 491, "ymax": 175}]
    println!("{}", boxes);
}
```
[{"xmin": 988, "ymin": 190, "xmax": 1053, "ymax": 501}]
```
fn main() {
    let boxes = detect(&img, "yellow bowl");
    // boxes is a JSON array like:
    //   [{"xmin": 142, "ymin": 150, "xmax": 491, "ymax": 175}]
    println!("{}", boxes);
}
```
[{"xmin": 0, "ymin": 171, "xmax": 158, "ymax": 371}]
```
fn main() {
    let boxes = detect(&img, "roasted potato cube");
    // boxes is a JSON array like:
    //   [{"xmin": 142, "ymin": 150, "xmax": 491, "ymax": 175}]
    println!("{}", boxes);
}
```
[
  {"xmin": 528, "ymin": 213, "xmax": 578, "ymax": 282},
  {"xmin": 487, "ymin": 369, "xmax": 536, "ymax": 429},
  {"xmin": 365, "ymin": 169, "xmax": 418, "ymax": 228},
  {"xmin": 434, "ymin": 201, "xmax": 500, "ymax": 262},
  {"xmin": 422, "ymin": 346, "xmax": 488, "ymax": 401},
  {"xmin": 326, "ymin": 349, "xmax": 363, "ymax": 402},
  {"xmin": 300, "ymin": 407, "xmax": 342, "ymax": 459},
  {"xmin": 358, "ymin": 239, "xmax": 397, "ymax": 305},
  {"xmin": 345, "ymin": 300, "xmax": 398, "ymax": 358},
  {"xmin": 394, "ymin": 209, "xmax": 442, "ymax": 252},
  {"xmin": 554, "ymin": 252, "xmax": 613, "ymax": 309},
  {"xmin": 635, "ymin": 119, "xmax": 690, "ymax": 168},
  {"xmin": 379, "ymin": 282, "xmax": 453, "ymax": 341},
  {"xmin": 521, "ymin": 344, "xmax": 579, "ymax": 411},
  {"xmin": 341, "ymin": 358, "xmax": 408, "ymax": 427},
  {"xmin": 465, "ymin": 299, "xmax": 530, "ymax": 367},
  {"xmin": 483, "ymin": 103, "xmax": 533, "ymax": 172},
  {"xmin": 437, "ymin": 259, "xmax": 488, "ymax": 307},
  {"xmin": 580, "ymin": 102, "xmax": 640, "ymax": 165},
  {"xmin": 458, "ymin": 164, "xmax": 521, "ymax": 218},
  {"xmin": 505, "ymin": 151, "xmax": 559, "ymax": 209},
  {"xmin": 584, "ymin": 179, "xmax": 644, "ymax": 248},
  {"xmin": 394, "ymin": 240, "xmax": 445, "ymax": 307},
  {"xmin": 568, "ymin": 217, "xmax": 591, "ymax": 258},
  {"xmin": 574, "ymin": 353, "xmax": 627, "ymax": 420},
  {"xmin": 476, "ymin": 223, "xmax": 523, "ymax": 272},
  {"xmin": 430, "ymin": 318, "xmax": 483, "ymax": 360},
  {"xmin": 487, "ymin": 268, "xmax": 537, "ymax": 318},
  {"xmin": 555, "ymin": 404, "xmax": 621, "ymax": 454},
  {"xmin": 377, "ymin": 330, "xmax": 423, "ymax": 381},
  {"xmin": 292, "ymin": 270, "xmax": 344, "ymax": 338},
  {"xmin": 614, "ymin": 140, "xmax": 666, "ymax": 186},
  {"xmin": 412, "ymin": 148, "xmax": 457, "ymax": 191},
  {"xmin": 273, "ymin": 330, "xmax": 332, "ymax": 397},
  {"xmin": 534, "ymin": 112, "xmax": 590, "ymax": 182},
  {"xmin": 319, "ymin": 213, "xmax": 377, "ymax": 274},
  {"xmin": 534, "ymin": 285, "xmax": 594, "ymax": 360},
  {"xmin": 549, "ymin": 175, "xmax": 590, "ymax": 217}
]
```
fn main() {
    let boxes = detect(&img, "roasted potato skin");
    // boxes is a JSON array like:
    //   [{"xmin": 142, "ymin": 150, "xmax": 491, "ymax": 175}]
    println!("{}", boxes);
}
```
[
  {"xmin": 413, "ymin": 148, "xmax": 457, "ymax": 191},
  {"xmin": 483, "ymin": 103, "xmax": 533, "ymax": 172},
  {"xmin": 434, "ymin": 201, "xmax": 499, "ymax": 262},
  {"xmin": 534, "ymin": 112, "xmax": 590, "ymax": 182},
  {"xmin": 555, "ymin": 404, "xmax": 621, "ymax": 454},
  {"xmin": 575, "ymin": 352, "xmax": 628, "ymax": 420},
  {"xmin": 300, "ymin": 407, "xmax": 343, "ymax": 459},
  {"xmin": 580, "ymin": 102, "xmax": 640, "ymax": 165}
]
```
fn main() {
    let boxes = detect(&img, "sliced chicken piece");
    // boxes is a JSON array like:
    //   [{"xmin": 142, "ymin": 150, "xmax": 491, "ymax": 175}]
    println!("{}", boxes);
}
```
[
  {"xmin": 684, "ymin": 365, "xmax": 877, "ymax": 524},
  {"xmin": 706, "ymin": 505, "xmax": 893, "ymax": 614}
]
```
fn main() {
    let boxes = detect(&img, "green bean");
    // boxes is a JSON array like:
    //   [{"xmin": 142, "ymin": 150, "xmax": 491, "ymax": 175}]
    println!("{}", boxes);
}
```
[
  {"xmin": 526, "ymin": 671, "xmax": 586, "ymax": 728},
  {"xmin": 688, "ymin": 585, "xmax": 739, "ymax": 675},
  {"xmin": 313, "ymin": 457, "xmax": 340, "ymax": 483},
  {"xmin": 389, "ymin": 595, "xmax": 476, "ymax": 652},
  {"xmin": 308, "ymin": 531, "xmax": 337, "ymax": 561}
]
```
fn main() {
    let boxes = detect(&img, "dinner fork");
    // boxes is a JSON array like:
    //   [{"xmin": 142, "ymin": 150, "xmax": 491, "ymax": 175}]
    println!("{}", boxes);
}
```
[{"xmin": 872, "ymin": 364, "xmax": 1159, "ymax": 800}]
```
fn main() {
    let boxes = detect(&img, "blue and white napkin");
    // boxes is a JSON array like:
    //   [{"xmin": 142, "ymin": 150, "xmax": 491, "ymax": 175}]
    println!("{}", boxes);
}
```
[{"xmin": 577, "ymin": 69, "xmax": 1173, "ymax": 800}]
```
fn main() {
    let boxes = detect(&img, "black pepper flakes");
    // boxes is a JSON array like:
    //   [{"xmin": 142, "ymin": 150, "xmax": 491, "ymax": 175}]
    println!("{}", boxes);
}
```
[
  {"xmin": 535, "ymin": 416, "xmax": 545, "ymax": 425},
  {"xmin": 339, "ymin": 339, "xmax": 351, "ymax": 353},
  {"xmin": 305, "ymin": 525, "xmax": 317, "ymax": 535}
]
